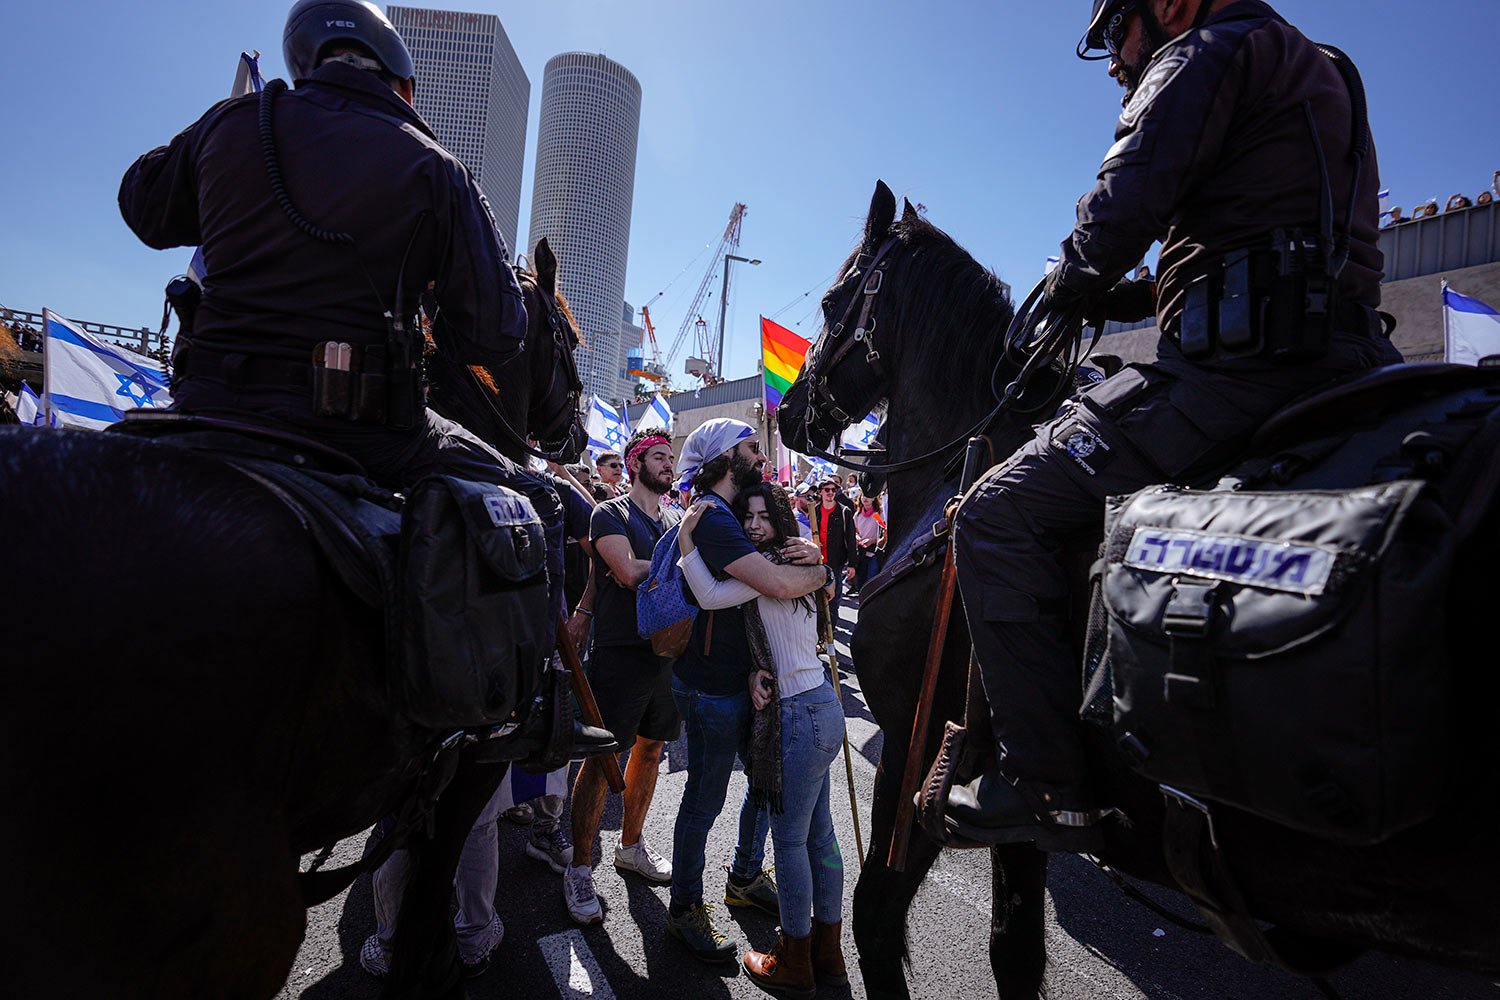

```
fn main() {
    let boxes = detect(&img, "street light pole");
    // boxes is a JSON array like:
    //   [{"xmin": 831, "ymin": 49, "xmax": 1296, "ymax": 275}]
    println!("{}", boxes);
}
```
[{"xmin": 715, "ymin": 253, "xmax": 760, "ymax": 380}]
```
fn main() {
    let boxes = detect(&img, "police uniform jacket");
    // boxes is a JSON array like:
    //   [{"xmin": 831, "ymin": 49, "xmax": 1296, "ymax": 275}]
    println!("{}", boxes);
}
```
[
  {"xmin": 118, "ymin": 61, "xmax": 526, "ymax": 393},
  {"xmin": 1051, "ymin": 0, "xmax": 1383, "ymax": 340}
]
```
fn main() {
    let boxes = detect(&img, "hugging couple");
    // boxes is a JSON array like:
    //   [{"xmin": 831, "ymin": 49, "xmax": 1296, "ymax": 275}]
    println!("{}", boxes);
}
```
[{"xmin": 666, "ymin": 417, "xmax": 849, "ymax": 999}]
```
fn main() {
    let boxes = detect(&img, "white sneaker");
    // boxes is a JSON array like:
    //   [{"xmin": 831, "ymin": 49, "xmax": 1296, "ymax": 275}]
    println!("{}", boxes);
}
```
[
  {"xmin": 614, "ymin": 835, "xmax": 672, "ymax": 884},
  {"xmin": 563, "ymin": 864, "xmax": 603, "ymax": 925}
]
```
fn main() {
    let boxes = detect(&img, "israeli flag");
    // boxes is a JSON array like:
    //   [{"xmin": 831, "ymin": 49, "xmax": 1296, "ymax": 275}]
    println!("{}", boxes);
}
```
[
  {"xmin": 585, "ymin": 396, "xmax": 630, "ymax": 457},
  {"xmin": 189, "ymin": 52, "xmax": 264, "ymax": 285},
  {"xmin": 635, "ymin": 392, "xmax": 673, "ymax": 434},
  {"xmin": 42, "ymin": 310, "xmax": 171, "ymax": 430},
  {"xmin": 804, "ymin": 456, "xmax": 839, "ymax": 485},
  {"xmin": 840, "ymin": 412, "xmax": 881, "ymax": 451},
  {"xmin": 15, "ymin": 383, "xmax": 43, "ymax": 426},
  {"xmin": 1442, "ymin": 282, "xmax": 1500, "ymax": 366},
  {"xmin": 1377, "ymin": 188, "xmax": 1395, "ymax": 227},
  {"xmin": 1045, "ymin": 256, "xmax": 1060, "ymax": 275}
]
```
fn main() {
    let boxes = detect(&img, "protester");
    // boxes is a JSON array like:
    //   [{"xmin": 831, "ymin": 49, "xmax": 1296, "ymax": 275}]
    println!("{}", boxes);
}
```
[
  {"xmin": 677, "ymin": 482, "xmax": 847, "ymax": 995},
  {"xmin": 791, "ymin": 483, "xmax": 814, "ymax": 539},
  {"xmin": 564, "ymin": 429, "xmax": 682, "ymax": 924},
  {"xmin": 812, "ymin": 477, "xmax": 858, "ymax": 617},
  {"xmin": 852, "ymin": 493, "xmax": 887, "ymax": 594},
  {"xmin": 665, "ymin": 418, "xmax": 828, "ymax": 962},
  {"xmin": 595, "ymin": 451, "xmax": 626, "ymax": 494}
]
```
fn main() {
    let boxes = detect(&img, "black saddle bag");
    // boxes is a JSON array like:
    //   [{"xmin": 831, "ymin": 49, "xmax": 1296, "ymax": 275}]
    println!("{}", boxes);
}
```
[
  {"xmin": 1091, "ymin": 481, "xmax": 1453, "ymax": 845},
  {"xmin": 399, "ymin": 475, "xmax": 549, "ymax": 730}
]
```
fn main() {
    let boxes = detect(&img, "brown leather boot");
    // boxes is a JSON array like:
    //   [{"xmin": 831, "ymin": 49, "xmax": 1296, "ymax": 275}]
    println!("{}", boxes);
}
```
[
  {"xmin": 810, "ymin": 920, "xmax": 848, "ymax": 986},
  {"xmin": 743, "ymin": 929, "xmax": 816, "ymax": 999}
]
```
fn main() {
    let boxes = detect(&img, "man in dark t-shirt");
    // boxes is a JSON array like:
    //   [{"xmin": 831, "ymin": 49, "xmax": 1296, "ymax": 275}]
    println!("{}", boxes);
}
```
[
  {"xmin": 664, "ymin": 419, "xmax": 830, "ymax": 961},
  {"xmin": 563, "ymin": 430, "xmax": 681, "ymax": 925}
]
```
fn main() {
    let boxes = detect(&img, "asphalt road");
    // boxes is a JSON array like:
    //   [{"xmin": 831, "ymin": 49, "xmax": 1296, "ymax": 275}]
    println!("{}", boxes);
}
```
[{"xmin": 282, "ymin": 598, "xmax": 1499, "ymax": 1000}]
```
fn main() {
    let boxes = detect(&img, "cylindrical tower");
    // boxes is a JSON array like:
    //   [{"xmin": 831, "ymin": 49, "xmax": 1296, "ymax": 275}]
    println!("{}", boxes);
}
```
[{"xmin": 526, "ymin": 52, "xmax": 642, "ymax": 405}]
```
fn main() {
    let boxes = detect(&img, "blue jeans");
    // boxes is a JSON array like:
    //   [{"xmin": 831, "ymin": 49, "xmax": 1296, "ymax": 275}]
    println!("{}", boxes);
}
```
[
  {"xmin": 670, "ymin": 677, "xmax": 770, "ymax": 908},
  {"xmin": 771, "ymin": 681, "xmax": 845, "ymax": 937}
]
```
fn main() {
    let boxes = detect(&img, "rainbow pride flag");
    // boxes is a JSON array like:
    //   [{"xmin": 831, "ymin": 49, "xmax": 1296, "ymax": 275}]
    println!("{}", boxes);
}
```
[{"xmin": 761, "ymin": 317, "xmax": 811, "ymax": 409}]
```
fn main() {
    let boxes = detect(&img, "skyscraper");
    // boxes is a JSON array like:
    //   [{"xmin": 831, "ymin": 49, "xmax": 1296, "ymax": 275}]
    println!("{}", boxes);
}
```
[
  {"xmin": 526, "ymin": 52, "xmax": 642, "ymax": 404},
  {"xmin": 387, "ymin": 6, "xmax": 528, "ymax": 250}
]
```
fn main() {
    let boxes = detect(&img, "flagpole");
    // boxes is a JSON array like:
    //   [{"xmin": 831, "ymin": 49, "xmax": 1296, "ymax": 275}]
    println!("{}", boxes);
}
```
[
  {"xmin": 1442, "ymin": 280, "xmax": 1453, "ymax": 364},
  {"xmin": 40, "ymin": 308, "xmax": 52, "ymax": 426}
]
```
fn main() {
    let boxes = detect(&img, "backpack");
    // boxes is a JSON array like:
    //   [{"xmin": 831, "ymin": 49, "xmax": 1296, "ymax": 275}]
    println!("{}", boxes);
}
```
[{"xmin": 636, "ymin": 495, "xmax": 726, "ymax": 658}]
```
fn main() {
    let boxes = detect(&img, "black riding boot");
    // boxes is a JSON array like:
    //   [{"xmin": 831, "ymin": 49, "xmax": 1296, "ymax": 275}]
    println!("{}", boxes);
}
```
[{"xmin": 942, "ymin": 476, "xmax": 1110, "ymax": 852}]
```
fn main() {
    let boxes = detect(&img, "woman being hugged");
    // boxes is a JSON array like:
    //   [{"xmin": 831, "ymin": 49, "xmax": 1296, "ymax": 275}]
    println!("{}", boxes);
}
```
[{"xmin": 677, "ymin": 482, "xmax": 846, "ymax": 999}]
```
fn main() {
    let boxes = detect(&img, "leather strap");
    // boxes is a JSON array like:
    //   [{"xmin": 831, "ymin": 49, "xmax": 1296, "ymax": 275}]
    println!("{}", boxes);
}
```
[
  {"xmin": 889, "ymin": 536, "xmax": 960, "ymax": 871},
  {"xmin": 1161, "ymin": 789, "xmax": 1364, "ymax": 975}
]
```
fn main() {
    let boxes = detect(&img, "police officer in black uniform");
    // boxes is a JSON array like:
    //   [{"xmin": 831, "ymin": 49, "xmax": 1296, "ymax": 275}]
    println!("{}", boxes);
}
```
[
  {"xmin": 945, "ymin": 0, "xmax": 1403, "ymax": 850},
  {"xmin": 118, "ymin": 0, "xmax": 531, "ymax": 496}
]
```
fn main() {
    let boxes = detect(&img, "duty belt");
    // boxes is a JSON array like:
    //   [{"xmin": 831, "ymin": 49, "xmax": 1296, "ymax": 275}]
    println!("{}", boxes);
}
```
[{"xmin": 176, "ymin": 346, "xmax": 314, "ymax": 391}]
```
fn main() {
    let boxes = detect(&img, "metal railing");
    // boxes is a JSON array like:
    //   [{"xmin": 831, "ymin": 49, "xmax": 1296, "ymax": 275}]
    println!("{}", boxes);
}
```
[{"xmin": 1, "ymin": 307, "xmax": 158, "ymax": 356}]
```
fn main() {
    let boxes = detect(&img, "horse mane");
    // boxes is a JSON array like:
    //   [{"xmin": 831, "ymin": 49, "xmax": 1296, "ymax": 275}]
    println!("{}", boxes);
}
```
[{"xmin": 860, "ymin": 214, "xmax": 1015, "ymax": 417}]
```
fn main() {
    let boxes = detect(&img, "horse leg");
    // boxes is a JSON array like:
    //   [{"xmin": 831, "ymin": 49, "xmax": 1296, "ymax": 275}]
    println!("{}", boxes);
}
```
[
  {"xmin": 853, "ymin": 755, "xmax": 945, "ymax": 1000},
  {"xmin": 383, "ymin": 755, "xmax": 507, "ymax": 1000},
  {"xmin": 988, "ymin": 844, "xmax": 1049, "ymax": 1000}
]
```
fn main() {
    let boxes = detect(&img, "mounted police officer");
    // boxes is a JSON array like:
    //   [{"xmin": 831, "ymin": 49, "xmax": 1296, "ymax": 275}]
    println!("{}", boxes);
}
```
[
  {"xmin": 945, "ymin": 0, "xmax": 1403, "ymax": 849},
  {"xmin": 118, "ymin": 0, "xmax": 531, "ymax": 496}
]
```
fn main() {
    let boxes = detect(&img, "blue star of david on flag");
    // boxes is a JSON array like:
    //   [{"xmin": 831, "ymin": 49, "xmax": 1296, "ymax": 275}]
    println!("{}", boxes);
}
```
[
  {"xmin": 840, "ymin": 412, "xmax": 882, "ymax": 451},
  {"xmin": 114, "ymin": 371, "xmax": 166, "ymax": 408}
]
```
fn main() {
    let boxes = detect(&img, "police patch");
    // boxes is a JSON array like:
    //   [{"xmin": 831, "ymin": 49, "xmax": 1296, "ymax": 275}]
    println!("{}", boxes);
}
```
[
  {"xmin": 1123, "ymin": 526, "xmax": 1337, "ymax": 596},
  {"xmin": 1120, "ymin": 54, "xmax": 1189, "ymax": 128},
  {"xmin": 1053, "ymin": 422, "xmax": 1113, "ymax": 476}
]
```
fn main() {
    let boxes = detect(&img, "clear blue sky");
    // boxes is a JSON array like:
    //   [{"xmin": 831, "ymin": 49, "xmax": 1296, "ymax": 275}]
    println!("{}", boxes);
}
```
[{"xmin": 2, "ymin": 1, "xmax": 1494, "ymax": 384}]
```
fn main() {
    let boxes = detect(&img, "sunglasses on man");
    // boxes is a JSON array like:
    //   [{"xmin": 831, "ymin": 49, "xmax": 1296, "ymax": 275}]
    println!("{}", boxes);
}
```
[{"xmin": 1103, "ymin": 2, "xmax": 1137, "ymax": 57}]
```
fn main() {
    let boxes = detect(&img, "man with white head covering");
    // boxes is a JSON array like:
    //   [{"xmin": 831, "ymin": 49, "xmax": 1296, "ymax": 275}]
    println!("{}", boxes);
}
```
[{"xmin": 665, "ymin": 419, "xmax": 830, "ymax": 962}]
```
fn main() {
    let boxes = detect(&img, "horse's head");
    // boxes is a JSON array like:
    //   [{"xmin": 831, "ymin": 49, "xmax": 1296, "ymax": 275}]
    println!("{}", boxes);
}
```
[
  {"xmin": 779, "ymin": 180, "xmax": 1014, "ymax": 458},
  {"xmin": 516, "ymin": 238, "xmax": 586, "ymax": 462}
]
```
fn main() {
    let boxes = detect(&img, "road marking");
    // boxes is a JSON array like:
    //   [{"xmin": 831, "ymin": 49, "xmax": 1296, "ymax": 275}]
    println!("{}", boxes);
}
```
[{"xmin": 539, "ymin": 929, "xmax": 615, "ymax": 999}]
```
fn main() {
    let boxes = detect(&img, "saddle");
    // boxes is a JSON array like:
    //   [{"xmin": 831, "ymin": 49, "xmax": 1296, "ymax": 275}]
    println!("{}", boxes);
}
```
[{"xmin": 109, "ymin": 410, "xmax": 557, "ymax": 735}]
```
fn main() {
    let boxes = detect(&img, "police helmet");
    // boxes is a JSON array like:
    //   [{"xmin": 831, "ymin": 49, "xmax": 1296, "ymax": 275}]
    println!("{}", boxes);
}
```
[
  {"xmin": 283, "ymin": 0, "xmax": 415, "ymax": 82},
  {"xmin": 1078, "ymin": 0, "xmax": 1134, "ymax": 60}
]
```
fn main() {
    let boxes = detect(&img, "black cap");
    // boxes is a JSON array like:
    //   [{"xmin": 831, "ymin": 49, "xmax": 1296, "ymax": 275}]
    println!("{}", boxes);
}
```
[{"xmin": 283, "ymin": 0, "xmax": 415, "ymax": 82}]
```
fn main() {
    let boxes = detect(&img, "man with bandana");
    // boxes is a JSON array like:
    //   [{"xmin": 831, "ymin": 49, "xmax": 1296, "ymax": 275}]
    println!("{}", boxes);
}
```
[
  {"xmin": 944, "ymin": 0, "xmax": 1402, "ymax": 850},
  {"xmin": 664, "ymin": 419, "xmax": 829, "ymax": 962},
  {"xmin": 560, "ymin": 429, "xmax": 681, "ymax": 925}
]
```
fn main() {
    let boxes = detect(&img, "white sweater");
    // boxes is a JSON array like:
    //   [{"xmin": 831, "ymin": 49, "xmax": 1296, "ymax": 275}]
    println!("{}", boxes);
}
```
[{"xmin": 678, "ymin": 548, "xmax": 827, "ymax": 700}]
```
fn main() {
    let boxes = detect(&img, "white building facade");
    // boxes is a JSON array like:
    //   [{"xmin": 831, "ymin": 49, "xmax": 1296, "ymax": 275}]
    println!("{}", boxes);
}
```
[
  {"xmin": 525, "ymin": 52, "xmax": 642, "ymax": 405},
  {"xmin": 387, "ymin": 6, "xmax": 529, "ymax": 251}
]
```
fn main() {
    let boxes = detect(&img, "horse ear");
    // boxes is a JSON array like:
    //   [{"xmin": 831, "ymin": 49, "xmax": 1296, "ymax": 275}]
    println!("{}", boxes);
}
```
[
  {"xmin": 866, "ymin": 180, "xmax": 897, "ymax": 245},
  {"xmin": 902, "ymin": 198, "xmax": 920, "ymax": 223},
  {"xmin": 533, "ymin": 238, "xmax": 558, "ymax": 294}
]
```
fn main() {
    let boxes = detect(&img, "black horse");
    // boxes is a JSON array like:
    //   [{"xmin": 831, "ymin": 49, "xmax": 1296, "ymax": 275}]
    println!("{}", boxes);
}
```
[
  {"xmin": 779, "ymin": 181, "xmax": 1500, "ymax": 1000},
  {"xmin": 377, "ymin": 238, "xmax": 588, "ymax": 1000},
  {"xmin": 0, "ymin": 244, "xmax": 584, "ymax": 999}
]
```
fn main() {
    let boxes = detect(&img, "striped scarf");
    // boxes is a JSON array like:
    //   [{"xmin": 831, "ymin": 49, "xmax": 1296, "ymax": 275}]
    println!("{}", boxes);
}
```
[{"xmin": 743, "ymin": 597, "xmax": 783, "ymax": 815}]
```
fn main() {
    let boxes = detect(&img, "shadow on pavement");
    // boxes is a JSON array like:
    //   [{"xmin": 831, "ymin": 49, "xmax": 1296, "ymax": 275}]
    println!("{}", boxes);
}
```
[{"xmin": 1046, "ymin": 852, "xmax": 1499, "ymax": 999}]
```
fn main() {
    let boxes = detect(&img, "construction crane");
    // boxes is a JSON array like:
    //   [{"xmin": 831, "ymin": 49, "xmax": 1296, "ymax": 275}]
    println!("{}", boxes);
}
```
[
  {"xmin": 663, "ymin": 203, "xmax": 746, "ymax": 381},
  {"xmin": 626, "ymin": 305, "xmax": 668, "ymax": 384}
]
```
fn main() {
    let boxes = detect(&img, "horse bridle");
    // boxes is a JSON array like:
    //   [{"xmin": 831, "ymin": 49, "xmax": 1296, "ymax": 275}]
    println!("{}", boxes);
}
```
[
  {"xmin": 803, "ymin": 237, "xmax": 900, "ymax": 429},
  {"xmin": 463, "ymin": 273, "xmax": 584, "ymax": 462},
  {"xmin": 799, "ymin": 237, "xmax": 996, "ymax": 476},
  {"xmin": 796, "ymin": 246, "xmax": 1085, "ymax": 477}
]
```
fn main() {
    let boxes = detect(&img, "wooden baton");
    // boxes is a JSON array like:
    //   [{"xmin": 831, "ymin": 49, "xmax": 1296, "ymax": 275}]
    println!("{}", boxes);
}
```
[{"xmin": 556, "ymin": 619, "xmax": 626, "ymax": 793}]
